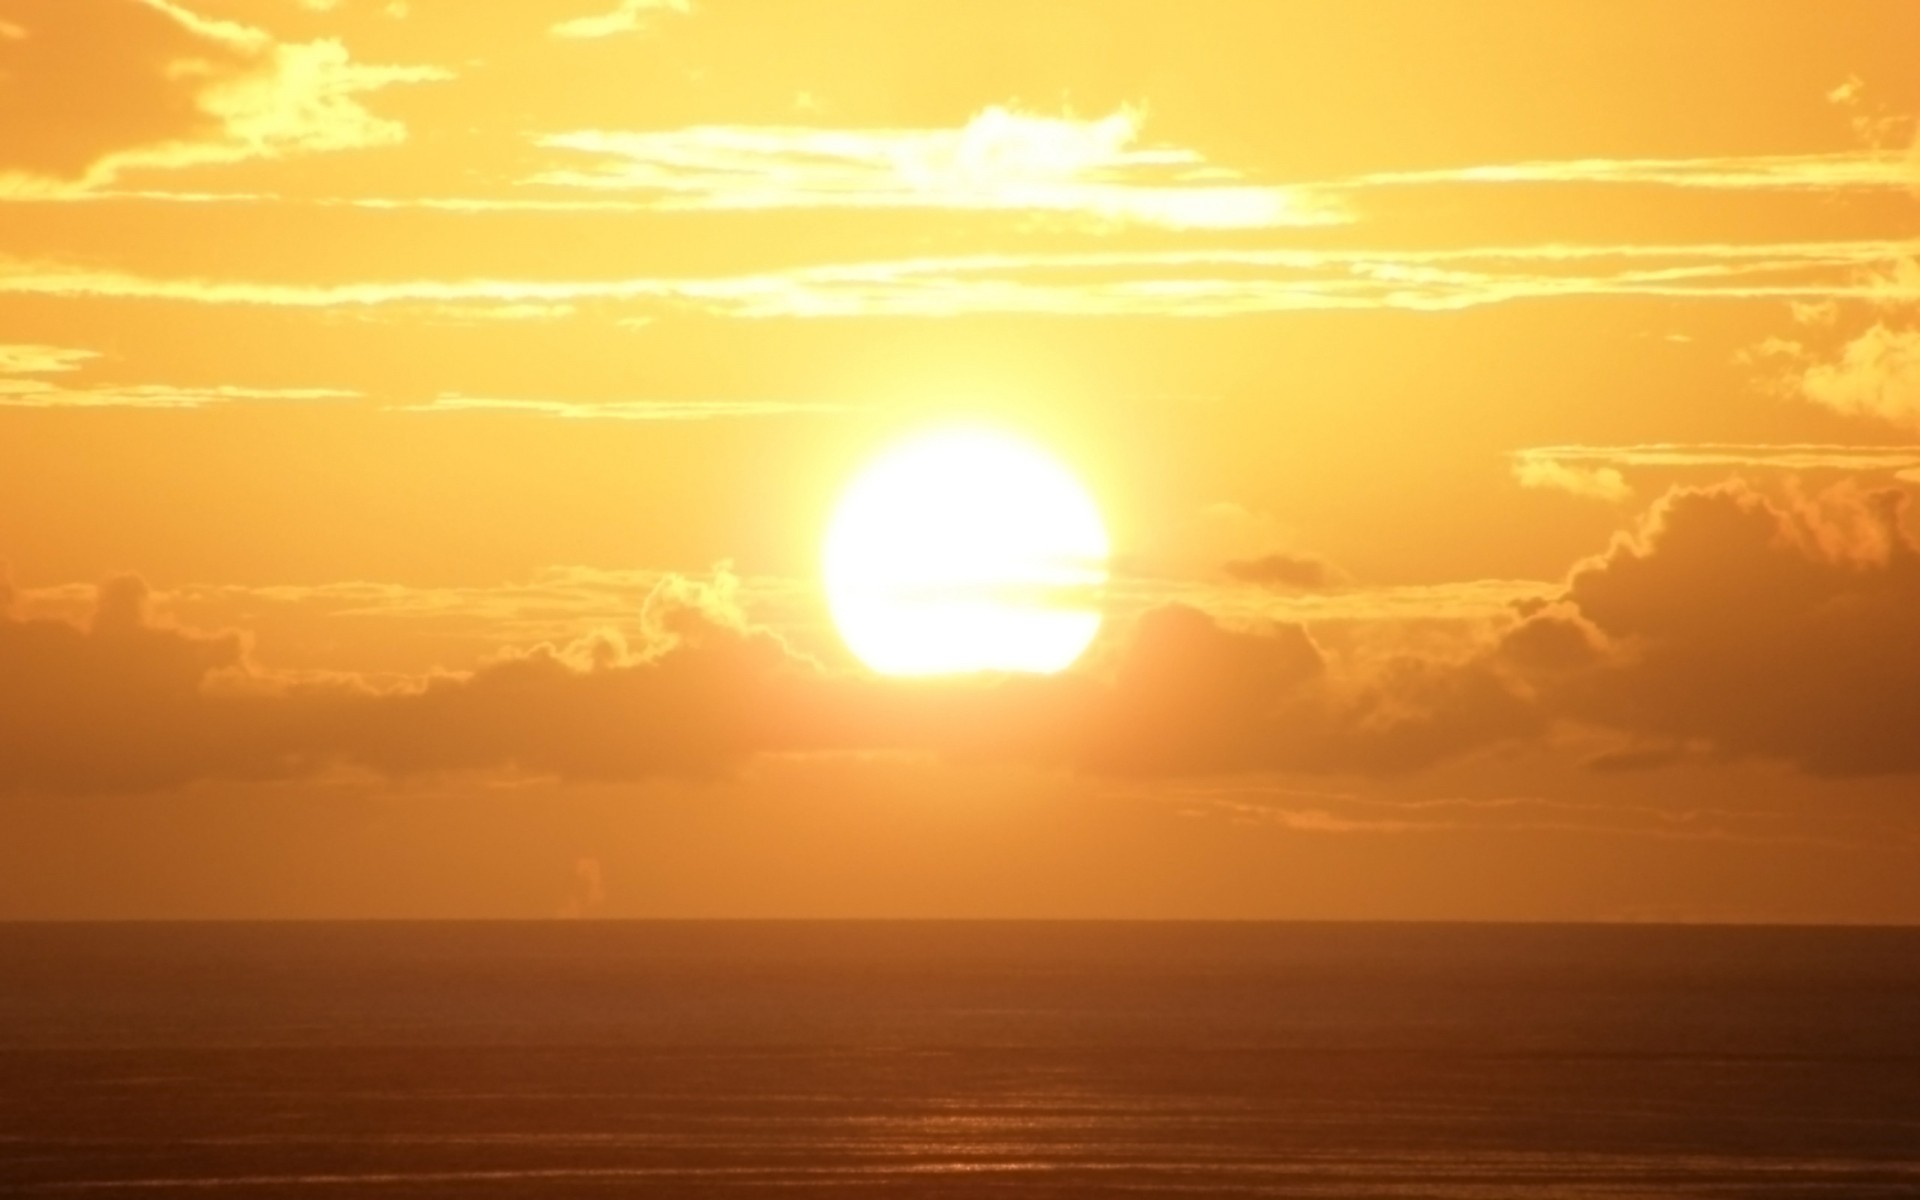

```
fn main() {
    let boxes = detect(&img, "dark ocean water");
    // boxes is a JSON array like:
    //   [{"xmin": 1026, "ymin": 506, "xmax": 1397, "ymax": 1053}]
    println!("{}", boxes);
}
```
[{"xmin": 1, "ymin": 923, "xmax": 1918, "ymax": 1197}]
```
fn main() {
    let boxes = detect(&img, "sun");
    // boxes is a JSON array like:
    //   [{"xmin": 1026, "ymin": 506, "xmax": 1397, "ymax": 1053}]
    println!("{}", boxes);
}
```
[{"xmin": 823, "ymin": 427, "xmax": 1109, "ymax": 676}]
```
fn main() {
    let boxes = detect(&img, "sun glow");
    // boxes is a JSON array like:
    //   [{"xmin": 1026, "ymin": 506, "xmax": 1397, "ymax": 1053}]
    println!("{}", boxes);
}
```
[{"xmin": 823, "ymin": 427, "xmax": 1109, "ymax": 676}]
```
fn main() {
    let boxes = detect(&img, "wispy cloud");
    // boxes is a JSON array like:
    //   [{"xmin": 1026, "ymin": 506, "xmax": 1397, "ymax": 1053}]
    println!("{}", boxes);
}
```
[
  {"xmin": 1116, "ymin": 575, "xmax": 1551, "ymax": 626},
  {"xmin": 1512, "ymin": 442, "xmax": 1920, "ymax": 500},
  {"xmin": 0, "ymin": 190, "xmax": 751, "ymax": 213},
  {"xmin": 0, "ymin": 355, "xmax": 842, "ymax": 417},
  {"xmin": 0, "ymin": 344, "xmax": 98, "ymax": 374},
  {"xmin": 3, "ymin": 238, "xmax": 1911, "ymax": 319},
  {"xmin": 1129, "ymin": 781, "xmax": 1889, "ymax": 850},
  {"xmin": 1338, "ymin": 151, "xmax": 1916, "ymax": 194},
  {"xmin": 12, "ymin": 145, "xmax": 1917, "ymax": 214},
  {"xmin": 0, "ymin": 380, "xmax": 359, "ymax": 410},
  {"xmin": 530, "ymin": 106, "xmax": 1345, "ymax": 231},
  {"xmin": 1516, "ymin": 442, "xmax": 1920, "ymax": 473},
  {"xmin": 690, "ymin": 239, "xmax": 1916, "ymax": 320},
  {"xmin": 0, "ymin": 341, "xmax": 357, "ymax": 409},
  {"xmin": 550, "ymin": 0, "xmax": 691, "ymax": 40},
  {"xmin": 208, "ymin": 145, "xmax": 1906, "ymax": 226},
  {"xmin": 400, "ymin": 394, "xmax": 862, "ymax": 420},
  {"xmin": 687, "ymin": 238, "xmax": 1918, "ymax": 320},
  {"xmin": 131, "ymin": 570, "xmax": 698, "ymax": 650}
]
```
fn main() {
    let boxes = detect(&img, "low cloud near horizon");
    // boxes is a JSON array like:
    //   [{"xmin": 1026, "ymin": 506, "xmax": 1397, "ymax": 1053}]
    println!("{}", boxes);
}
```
[{"xmin": 8, "ymin": 480, "xmax": 1920, "ymax": 797}]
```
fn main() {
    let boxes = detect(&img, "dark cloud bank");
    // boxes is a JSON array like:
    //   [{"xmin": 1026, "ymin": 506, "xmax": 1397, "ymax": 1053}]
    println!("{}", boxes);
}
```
[{"xmin": 5, "ymin": 481, "xmax": 1920, "ymax": 796}]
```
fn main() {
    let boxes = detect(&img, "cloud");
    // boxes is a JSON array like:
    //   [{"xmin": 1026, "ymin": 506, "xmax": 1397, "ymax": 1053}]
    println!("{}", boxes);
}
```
[
  {"xmin": 115, "ymin": 569, "xmax": 1534, "ymax": 684},
  {"xmin": 1338, "ymin": 151, "xmax": 1915, "ymax": 194},
  {"xmin": 0, "ymin": 382, "xmax": 359, "ymax": 409},
  {"xmin": 144, "ymin": 566, "xmax": 815, "ymax": 673},
  {"xmin": 0, "ymin": 342, "xmax": 358, "ymax": 409},
  {"xmin": 1513, "ymin": 441, "xmax": 1920, "ymax": 502},
  {"xmin": 1800, "ymin": 323, "xmax": 1920, "ymax": 425},
  {"xmin": 0, "ymin": 191, "xmax": 704, "ymax": 213},
  {"xmin": 0, "ymin": 567, "xmax": 1530, "ymax": 796},
  {"xmin": 0, "ymin": 0, "xmax": 446, "ymax": 193},
  {"xmin": 19, "ymin": 144, "xmax": 1920, "ymax": 215},
  {"xmin": 531, "ymin": 107, "xmax": 1344, "ymax": 231},
  {"xmin": 1082, "ymin": 604, "xmax": 1329, "ymax": 775},
  {"xmin": 174, "ymin": 567, "xmax": 707, "ymax": 629},
  {"xmin": 0, "ymin": 574, "xmax": 254, "ymax": 795},
  {"xmin": 1132, "ymin": 782, "xmax": 1871, "ymax": 849},
  {"xmin": 1515, "ymin": 443, "xmax": 1920, "ymax": 475},
  {"xmin": 12, "ymin": 482, "xmax": 1920, "ymax": 795},
  {"xmin": 558, "ymin": 857, "xmax": 606, "ymax": 918},
  {"xmin": 1767, "ymin": 290, "xmax": 1920, "ymax": 433},
  {"xmin": 398, "ymin": 394, "xmax": 861, "ymax": 421},
  {"xmin": 1752, "ymin": 111, "xmax": 1920, "ymax": 429},
  {"xmin": 1513, "ymin": 456, "xmax": 1633, "ymax": 502},
  {"xmin": 1178, "ymin": 578, "xmax": 1550, "ymax": 625},
  {"xmin": 1222, "ymin": 551, "xmax": 1344, "ymax": 590},
  {"xmin": 1826, "ymin": 74, "xmax": 1920, "ymax": 154},
  {"xmin": 0, "ymin": 344, "xmax": 98, "ymax": 375},
  {"xmin": 1507, "ymin": 481, "xmax": 1920, "ymax": 776},
  {"xmin": 2, "ymin": 238, "xmax": 1909, "ymax": 318},
  {"xmin": 550, "ymin": 0, "xmax": 690, "ymax": 40},
  {"xmin": 0, "ymin": 571, "xmax": 811, "ymax": 794},
  {"xmin": 527, "ymin": 124, "xmax": 1920, "ymax": 234}
]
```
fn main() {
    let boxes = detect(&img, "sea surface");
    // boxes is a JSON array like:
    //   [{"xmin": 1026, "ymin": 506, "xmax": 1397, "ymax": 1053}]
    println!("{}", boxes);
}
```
[{"xmin": 1, "ymin": 922, "xmax": 1918, "ymax": 1197}]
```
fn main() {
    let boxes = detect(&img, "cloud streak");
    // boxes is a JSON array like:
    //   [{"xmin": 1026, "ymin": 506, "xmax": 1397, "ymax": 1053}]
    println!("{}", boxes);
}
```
[
  {"xmin": 2, "ymin": 239, "xmax": 1911, "ymax": 319},
  {"xmin": 1134, "ymin": 782, "xmax": 1891, "ymax": 850},
  {"xmin": 550, "ymin": 0, "xmax": 691, "ymax": 40},
  {"xmin": 0, "ymin": 342, "xmax": 358, "ymax": 409},
  {"xmin": 0, "ymin": 344, "xmax": 98, "ymax": 375},
  {"xmin": 531, "ymin": 107, "xmax": 1347, "ymax": 231},
  {"xmin": 1511, "ymin": 442, "xmax": 1920, "ymax": 499},
  {"xmin": 9, "ymin": 147, "xmax": 1914, "ymax": 214},
  {"xmin": 0, "ymin": 381, "xmax": 359, "ymax": 410},
  {"xmin": 399, "ymin": 394, "xmax": 863, "ymax": 421},
  {"xmin": 1338, "ymin": 151, "xmax": 1917, "ymax": 194}
]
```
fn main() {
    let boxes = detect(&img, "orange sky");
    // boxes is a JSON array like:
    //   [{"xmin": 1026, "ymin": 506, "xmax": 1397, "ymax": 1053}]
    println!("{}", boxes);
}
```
[{"xmin": 4, "ymin": 0, "xmax": 1920, "ymax": 920}]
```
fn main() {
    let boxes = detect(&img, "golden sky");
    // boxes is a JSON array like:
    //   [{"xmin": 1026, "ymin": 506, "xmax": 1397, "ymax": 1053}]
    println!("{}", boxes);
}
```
[{"xmin": 4, "ymin": 0, "xmax": 1920, "ymax": 920}]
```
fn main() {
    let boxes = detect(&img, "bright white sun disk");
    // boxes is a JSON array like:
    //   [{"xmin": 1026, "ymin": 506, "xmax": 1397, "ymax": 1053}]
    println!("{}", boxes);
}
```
[{"xmin": 824, "ymin": 428, "xmax": 1108, "ymax": 676}]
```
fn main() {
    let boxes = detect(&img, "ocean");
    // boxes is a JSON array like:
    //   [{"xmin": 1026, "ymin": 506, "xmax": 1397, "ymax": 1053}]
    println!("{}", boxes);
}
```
[{"xmin": 2, "ymin": 922, "xmax": 1917, "ymax": 1196}]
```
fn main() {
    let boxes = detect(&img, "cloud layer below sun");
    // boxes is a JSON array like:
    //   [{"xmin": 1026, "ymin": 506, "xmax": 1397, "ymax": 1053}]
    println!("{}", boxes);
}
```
[{"xmin": 9, "ymin": 480, "xmax": 1920, "ymax": 796}]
